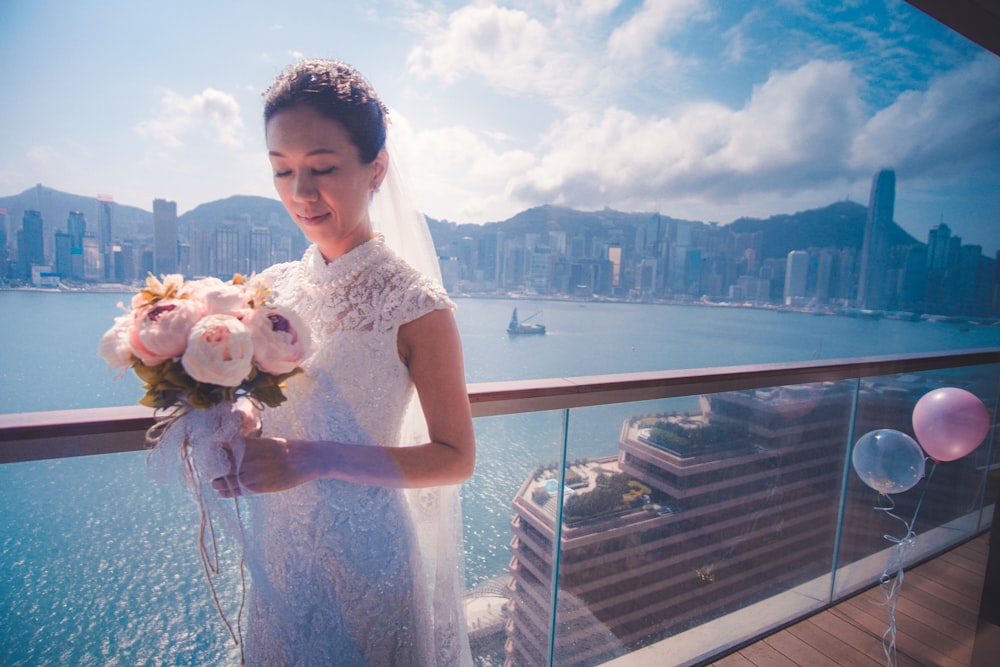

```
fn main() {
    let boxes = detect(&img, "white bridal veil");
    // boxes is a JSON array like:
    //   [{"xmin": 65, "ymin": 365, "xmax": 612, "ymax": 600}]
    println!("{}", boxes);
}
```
[{"xmin": 370, "ymin": 130, "xmax": 473, "ymax": 666}]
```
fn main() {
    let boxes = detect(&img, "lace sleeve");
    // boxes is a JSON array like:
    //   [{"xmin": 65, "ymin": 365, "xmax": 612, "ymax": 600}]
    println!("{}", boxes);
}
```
[{"xmin": 371, "ymin": 248, "xmax": 455, "ymax": 334}]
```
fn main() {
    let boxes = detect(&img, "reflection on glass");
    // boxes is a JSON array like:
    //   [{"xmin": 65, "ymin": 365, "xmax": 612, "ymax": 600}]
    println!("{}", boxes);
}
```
[
  {"xmin": 463, "ymin": 410, "xmax": 567, "ymax": 664},
  {"xmin": 502, "ymin": 369, "xmax": 996, "ymax": 665},
  {"xmin": 509, "ymin": 383, "xmax": 856, "ymax": 665},
  {"xmin": 0, "ymin": 365, "xmax": 995, "ymax": 667},
  {"xmin": 836, "ymin": 365, "xmax": 998, "ymax": 598}
]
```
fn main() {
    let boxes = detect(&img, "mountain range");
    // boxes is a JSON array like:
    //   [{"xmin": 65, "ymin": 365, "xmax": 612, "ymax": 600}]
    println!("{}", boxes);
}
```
[{"xmin": 1, "ymin": 184, "xmax": 923, "ymax": 262}]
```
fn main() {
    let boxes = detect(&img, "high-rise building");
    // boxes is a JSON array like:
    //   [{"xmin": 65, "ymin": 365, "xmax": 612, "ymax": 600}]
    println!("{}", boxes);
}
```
[
  {"xmin": 18, "ymin": 210, "xmax": 46, "ymax": 280},
  {"xmin": 528, "ymin": 247, "xmax": 553, "ymax": 293},
  {"xmin": 214, "ymin": 224, "xmax": 242, "ymax": 277},
  {"xmin": 505, "ymin": 384, "xmax": 858, "ymax": 666},
  {"xmin": 927, "ymin": 222, "xmax": 952, "ymax": 271},
  {"xmin": 54, "ymin": 231, "xmax": 74, "ymax": 278},
  {"xmin": 82, "ymin": 234, "xmax": 102, "ymax": 281},
  {"xmin": 478, "ymin": 232, "xmax": 500, "ymax": 285},
  {"xmin": 188, "ymin": 228, "xmax": 211, "ymax": 277},
  {"xmin": 97, "ymin": 195, "xmax": 114, "ymax": 280},
  {"xmin": 856, "ymin": 169, "xmax": 895, "ymax": 310},
  {"xmin": 66, "ymin": 211, "xmax": 87, "ymax": 281},
  {"xmin": 503, "ymin": 376, "xmax": 952, "ymax": 666},
  {"xmin": 67, "ymin": 211, "xmax": 86, "ymax": 248},
  {"xmin": 249, "ymin": 226, "xmax": 272, "ymax": 275},
  {"xmin": 783, "ymin": 250, "xmax": 810, "ymax": 304},
  {"xmin": 897, "ymin": 245, "xmax": 928, "ymax": 310},
  {"xmin": 607, "ymin": 245, "xmax": 622, "ymax": 288},
  {"xmin": 0, "ymin": 208, "xmax": 9, "ymax": 270},
  {"xmin": 957, "ymin": 244, "xmax": 985, "ymax": 314},
  {"xmin": 114, "ymin": 241, "xmax": 136, "ymax": 284},
  {"xmin": 152, "ymin": 198, "xmax": 178, "ymax": 275},
  {"xmin": 635, "ymin": 257, "xmax": 658, "ymax": 294}
]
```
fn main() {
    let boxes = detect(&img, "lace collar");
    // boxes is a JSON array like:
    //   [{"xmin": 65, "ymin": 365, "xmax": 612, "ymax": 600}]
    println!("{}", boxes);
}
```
[{"xmin": 301, "ymin": 235, "xmax": 385, "ymax": 287}]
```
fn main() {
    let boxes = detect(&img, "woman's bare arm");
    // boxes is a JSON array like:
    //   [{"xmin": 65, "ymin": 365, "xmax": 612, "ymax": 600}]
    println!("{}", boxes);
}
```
[{"xmin": 212, "ymin": 307, "xmax": 475, "ymax": 496}]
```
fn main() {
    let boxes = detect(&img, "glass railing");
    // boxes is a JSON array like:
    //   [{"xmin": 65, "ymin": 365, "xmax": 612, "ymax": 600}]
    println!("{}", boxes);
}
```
[{"xmin": 2, "ymin": 348, "xmax": 997, "ymax": 667}]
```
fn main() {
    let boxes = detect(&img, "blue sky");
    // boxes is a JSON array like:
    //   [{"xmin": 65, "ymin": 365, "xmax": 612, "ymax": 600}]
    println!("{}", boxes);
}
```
[{"xmin": 1, "ymin": 0, "xmax": 998, "ymax": 254}]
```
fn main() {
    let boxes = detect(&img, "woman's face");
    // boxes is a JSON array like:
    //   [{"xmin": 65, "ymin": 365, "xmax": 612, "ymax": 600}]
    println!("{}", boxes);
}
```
[{"xmin": 266, "ymin": 105, "xmax": 387, "ymax": 261}]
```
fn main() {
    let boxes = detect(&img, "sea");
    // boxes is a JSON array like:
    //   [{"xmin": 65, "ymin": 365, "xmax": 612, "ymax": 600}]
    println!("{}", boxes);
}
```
[{"xmin": 2, "ymin": 289, "xmax": 999, "ymax": 666}]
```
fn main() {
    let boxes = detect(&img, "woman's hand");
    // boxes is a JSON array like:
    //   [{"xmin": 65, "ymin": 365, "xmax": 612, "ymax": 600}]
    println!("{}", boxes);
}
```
[
  {"xmin": 235, "ymin": 398, "xmax": 262, "ymax": 438},
  {"xmin": 211, "ymin": 307, "xmax": 476, "ymax": 495},
  {"xmin": 212, "ymin": 437, "xmax": 320, "ymax": 497}
]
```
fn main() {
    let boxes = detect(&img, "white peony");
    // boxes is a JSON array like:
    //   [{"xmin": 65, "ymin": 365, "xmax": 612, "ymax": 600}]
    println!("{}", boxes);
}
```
[{"xmin": 181, "ymin": 314, "xmax": 255, "ymax": 387}]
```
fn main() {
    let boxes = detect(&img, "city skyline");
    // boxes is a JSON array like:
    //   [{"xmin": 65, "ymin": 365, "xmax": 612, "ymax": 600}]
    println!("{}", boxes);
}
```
[
  {"xmin": 3, "ymin": 167, "xmax": 996, "ymax": 319},
  {"xmin": 1, "ymin": 1, "xmax": 998, "ymax": 257}
]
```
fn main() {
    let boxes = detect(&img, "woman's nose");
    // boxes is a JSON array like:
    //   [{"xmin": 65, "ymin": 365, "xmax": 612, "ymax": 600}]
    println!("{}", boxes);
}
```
[{"xmin": 292, "ymin": 174, "xmax": 318, "ymax": 202}]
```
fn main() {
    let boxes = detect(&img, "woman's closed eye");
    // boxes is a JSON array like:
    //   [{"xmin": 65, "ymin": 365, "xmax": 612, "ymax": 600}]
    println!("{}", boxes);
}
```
[{"xmin": 273, "ymin": 166, "xmax": 336, "ymax": 178}]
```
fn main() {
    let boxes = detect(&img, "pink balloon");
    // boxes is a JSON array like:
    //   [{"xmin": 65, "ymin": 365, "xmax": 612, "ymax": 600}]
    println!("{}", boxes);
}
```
[{"xmin": 912, "ymin": 387, "xmax": 991, "ymax": 462}]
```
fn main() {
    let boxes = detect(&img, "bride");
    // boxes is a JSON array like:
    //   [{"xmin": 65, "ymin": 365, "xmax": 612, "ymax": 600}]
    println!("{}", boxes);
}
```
[{"xmin": 210, "ymin": 59, "xmax": 476, "ymax": 666}]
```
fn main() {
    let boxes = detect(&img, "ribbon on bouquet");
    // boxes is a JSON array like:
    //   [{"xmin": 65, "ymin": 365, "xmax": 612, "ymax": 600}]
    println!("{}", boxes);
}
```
[{"xmin": 145, "ymin": 401, "xmax": 252, "ymax": 665}]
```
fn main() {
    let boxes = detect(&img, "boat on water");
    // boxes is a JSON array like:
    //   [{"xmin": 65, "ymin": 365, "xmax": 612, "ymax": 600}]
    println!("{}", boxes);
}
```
[{"xmin": 507, "ymin": 308, "xmax": 546, "ymax": 335}]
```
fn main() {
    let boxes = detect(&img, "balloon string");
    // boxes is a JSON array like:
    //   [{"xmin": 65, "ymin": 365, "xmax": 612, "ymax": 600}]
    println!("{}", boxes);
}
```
[{"xmin": 873, "ymin": 459, "xmax": 937, "ymax": 667}]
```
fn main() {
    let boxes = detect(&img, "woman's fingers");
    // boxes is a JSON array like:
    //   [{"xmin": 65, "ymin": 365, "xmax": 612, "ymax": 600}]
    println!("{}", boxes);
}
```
[{"xmin": 212, "ymin": 473, "xmax": 243, "ymax": 497}]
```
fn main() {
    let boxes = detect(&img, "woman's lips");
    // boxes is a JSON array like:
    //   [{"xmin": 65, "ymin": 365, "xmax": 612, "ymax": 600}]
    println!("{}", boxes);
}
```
[{"xmin": 298, "ymin": 212, "xmax": 329, "ymax": 225}]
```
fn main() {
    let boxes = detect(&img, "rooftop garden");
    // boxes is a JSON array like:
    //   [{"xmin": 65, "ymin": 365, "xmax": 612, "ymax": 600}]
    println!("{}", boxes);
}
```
[
  {"xmin": 635, "ymin": 415, "xmax": 750, "ymax": 458},
  {"xmin": 563, "ymin": 472, "xmax": 652, "ymax": 524}
]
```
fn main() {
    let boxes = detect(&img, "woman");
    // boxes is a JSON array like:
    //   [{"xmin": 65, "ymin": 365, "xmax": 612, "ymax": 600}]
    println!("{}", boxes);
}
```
[{"xmin": 211, "ymin": 59, "xmax": 475, "ymax": 666}]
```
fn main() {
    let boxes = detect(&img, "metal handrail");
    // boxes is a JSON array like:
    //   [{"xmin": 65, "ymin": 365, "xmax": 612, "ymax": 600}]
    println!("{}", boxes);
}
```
[{"xmin": 2, "ymin": 348, "xmax": 998, "ymax": 464}]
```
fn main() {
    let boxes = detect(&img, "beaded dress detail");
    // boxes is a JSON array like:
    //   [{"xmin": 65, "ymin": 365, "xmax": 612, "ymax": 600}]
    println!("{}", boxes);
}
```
[{"xmin": 243, "ymin": 236, "xmax": 470, "ymax": 666}]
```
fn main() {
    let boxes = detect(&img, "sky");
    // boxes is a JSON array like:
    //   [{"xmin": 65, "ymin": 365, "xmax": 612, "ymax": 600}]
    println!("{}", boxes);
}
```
[{"xmin": 1, "ymin": 0, "xmax": 998, "ymax": 255}]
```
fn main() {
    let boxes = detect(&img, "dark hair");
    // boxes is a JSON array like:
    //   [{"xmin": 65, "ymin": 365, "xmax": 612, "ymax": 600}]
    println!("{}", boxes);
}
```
[{"xmin": 263, "ymin": 59, "xmax": 389, "ymax": 164}]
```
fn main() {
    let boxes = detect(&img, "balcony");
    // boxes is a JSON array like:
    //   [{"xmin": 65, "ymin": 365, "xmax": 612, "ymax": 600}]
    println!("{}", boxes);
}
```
[{"xmin": 2, "ymin": 348, "xmax": 998, "ymax": 666}]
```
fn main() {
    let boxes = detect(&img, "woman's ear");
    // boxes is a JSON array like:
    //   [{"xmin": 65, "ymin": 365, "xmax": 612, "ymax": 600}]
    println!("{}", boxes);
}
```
[{"xmin": 371, "ymin": 149, "xmax": 389, "ymax": 193}]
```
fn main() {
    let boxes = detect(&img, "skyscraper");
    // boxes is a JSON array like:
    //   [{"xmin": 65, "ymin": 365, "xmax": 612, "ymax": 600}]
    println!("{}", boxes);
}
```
[
  {"xmin": 505, "ymin": 384, "xmax": 856, "ymax": 665},
  {"xmin": 66, "ymin": 211, "xmax": 86, "ymax": 248},
  {"xmin": 153, "ymin": 198, "xmax": 178, "ymax": 276},
  {"xmin": 97, "ymin": 195, "xmax": 114, "ymax": 280},
  {"xmin": 249, "ymin": 226, "xmax": 273, "ymax": 274},
  {"xmin": 783, "ymin": 250, "xmax": 810, "ymax": 304},
  {"xmin": 18, "ymin": 210, "xmax": 45, "ymax": 280},
  {"xmin": 856, "ymin": 169, "xmax": 895, "ymax": 310},
  {"xmin": 214, "ymin": 224, "xmax": 242, "ymax": 277},
  {"xmin": 0, "ymin": 208, "xmax": 9, "ymax": 269},
  {"xmin": 927, "ymin": 221, "xmax": 952, "ymax": 271}
]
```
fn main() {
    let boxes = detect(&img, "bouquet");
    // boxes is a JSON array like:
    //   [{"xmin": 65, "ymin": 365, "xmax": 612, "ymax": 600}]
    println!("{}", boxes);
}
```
[
  {"xmin": 99, "ymin": 273, "xmax": 310, "ymax": 411},
  {"xmin": 99, "ymin": 273, "xmax": 311, "ymax": 661}
]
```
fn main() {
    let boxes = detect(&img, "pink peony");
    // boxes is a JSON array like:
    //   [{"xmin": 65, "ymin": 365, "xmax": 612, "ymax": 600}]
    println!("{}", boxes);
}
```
[
  {"xmin": 245, "ymin": 307, "xmax": 312, "ymax": 375},
  {"xmin": 181, "ymin": 314, "xmax": 254, "ymax": 386},
  {"xmin": 187, "ymin": 277, "xmax": 250, "ymax": 316},
  {"xmin": 98, "ymin": 312, "xmax": 135, "ymax": 369},
  {"xmin": 130, "ymin": 298, "xmax": 205, "ymax": 366}
]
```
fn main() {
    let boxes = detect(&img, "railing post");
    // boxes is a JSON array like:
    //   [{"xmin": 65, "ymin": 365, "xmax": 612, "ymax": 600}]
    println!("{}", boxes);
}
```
[
  {"xmin": 829, "ymin": 377, "xmax": 862, "ymax": 602},
  {"xmin": 546, "ymin": 407, "xmax": 571, "ymax": 667}
]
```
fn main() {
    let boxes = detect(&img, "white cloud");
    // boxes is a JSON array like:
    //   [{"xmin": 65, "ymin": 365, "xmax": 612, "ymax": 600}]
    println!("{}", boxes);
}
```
[
  {"xmin": 388, "ymin": 109, "xmax": 536, "ymax": 222},
  {"xmin": 404, "ymin": 1, "xmax": 707, "ymax": 110},
  {"xmin": 507, "ymin": 59, "xmax": 864, "ymax": 214},
  {"xmin": 607, "ymin": 0, "xmax": 705, "ymax": 61},
  {"xmin": 850, "ymin": 54, "xmax": 1000, "ymax": 178},
  {"xmin": 133, "ymin": 88, "xmax": 246, "ymax": 152},
  {"xmin": 396, "ymin": 4, "xmax": 997, "ymax": 231},
  {"xmin": 406, "ymin": 4, "xmax": 554, "ymax": 94}
]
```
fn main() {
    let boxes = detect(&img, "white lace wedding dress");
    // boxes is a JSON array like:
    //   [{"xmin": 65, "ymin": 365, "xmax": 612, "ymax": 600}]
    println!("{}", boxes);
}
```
[{"xmin": 243, "ymin": 236, "xmax": 471, "ymax": 666}]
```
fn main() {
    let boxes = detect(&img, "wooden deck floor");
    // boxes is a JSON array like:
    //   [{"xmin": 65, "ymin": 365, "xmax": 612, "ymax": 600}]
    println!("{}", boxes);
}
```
[{"xmin": 710, "ymin": 532, "xmax": 991, "ymax": 667}]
